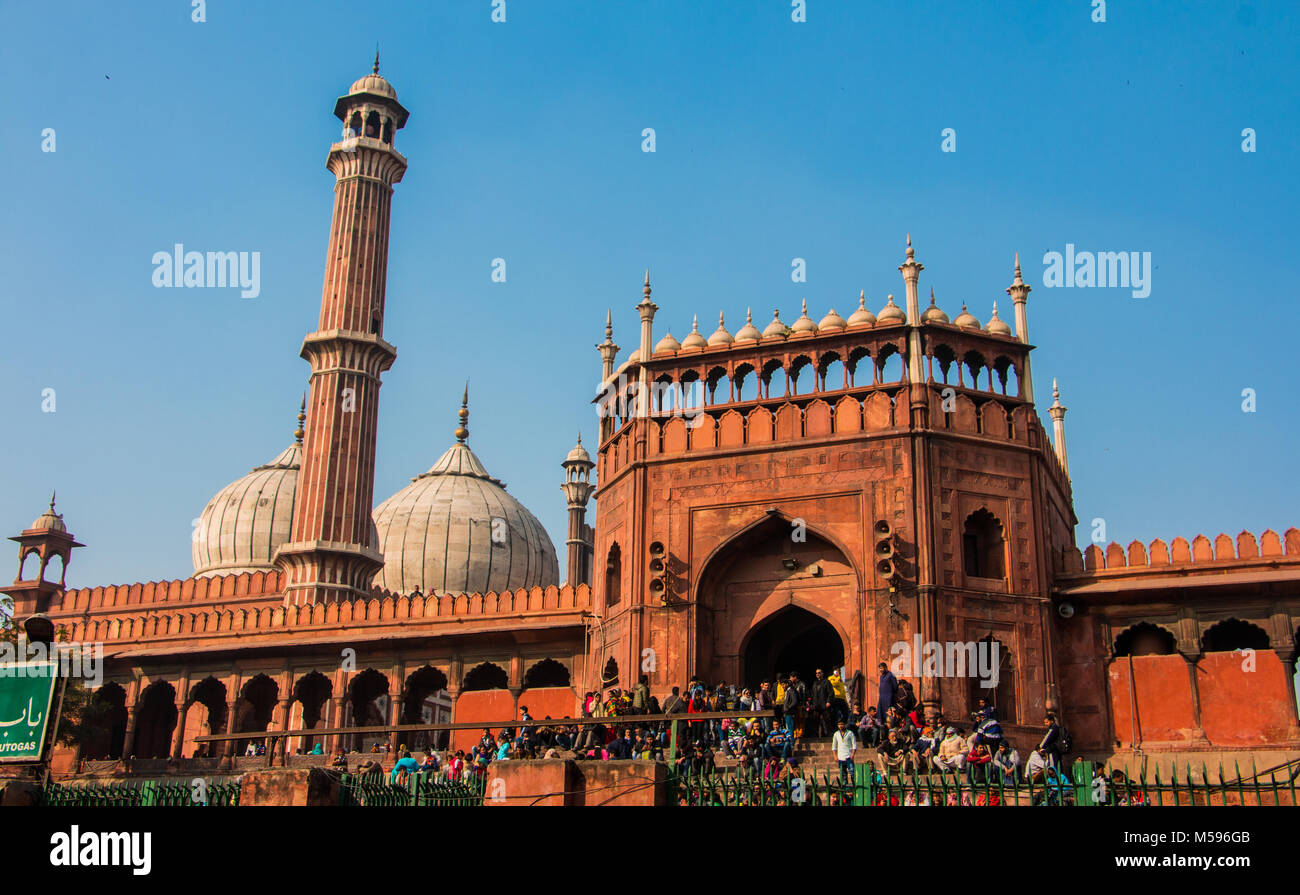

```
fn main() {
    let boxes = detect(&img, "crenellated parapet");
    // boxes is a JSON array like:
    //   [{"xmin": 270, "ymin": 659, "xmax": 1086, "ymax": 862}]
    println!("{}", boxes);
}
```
[
  {"xmin": 1069, "ymin": 527, "xmax": 1300, "ymax": 574},
  {"xmin": 1056, "ymin": 527, "xmax": 1300, "ymax": 612},
  {"xmin": 46, "ymin": 578, "xmax": 593, "ymax": 648},
  {"xmin": 58, "ymin": 569, "xmax": 284, "ymax": 612}
]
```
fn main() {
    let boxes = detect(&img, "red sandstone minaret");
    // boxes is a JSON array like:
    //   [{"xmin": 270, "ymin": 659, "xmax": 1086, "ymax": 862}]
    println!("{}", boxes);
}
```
[{"xmin": 275, "ymin": 56, "xmax": 410, "ymax": 605}]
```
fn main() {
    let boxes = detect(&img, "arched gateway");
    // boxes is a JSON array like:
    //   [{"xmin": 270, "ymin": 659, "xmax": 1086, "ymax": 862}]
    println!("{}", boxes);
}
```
[
  {"xmin": 695, "ymin": 515, "xmax": 858, "ymax": 690},
  {"xmin": 742, "ymin": 605, "xmax": 844, "ymax": 690}
]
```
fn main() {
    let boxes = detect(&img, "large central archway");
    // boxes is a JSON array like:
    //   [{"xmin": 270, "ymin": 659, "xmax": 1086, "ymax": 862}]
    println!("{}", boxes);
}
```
[
  {"xmin": 741, "ymin": 605, "xmax": 844, "ymax": 690},
  {"xmin": 694, "ymin": 513, "xmax": 858, "ymax": 688}
]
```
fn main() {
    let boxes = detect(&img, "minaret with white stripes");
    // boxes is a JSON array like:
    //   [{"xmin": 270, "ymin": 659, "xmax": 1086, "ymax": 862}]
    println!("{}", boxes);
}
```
[{"xmin": 276, "ymin": 57, "xmax": 409, "ymax": 604}]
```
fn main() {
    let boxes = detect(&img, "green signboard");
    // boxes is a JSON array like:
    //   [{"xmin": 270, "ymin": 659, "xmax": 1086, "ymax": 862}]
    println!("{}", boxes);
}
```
[{"xmin": 0, "ymin": 663, "xmax": 58, "ymax": 762}]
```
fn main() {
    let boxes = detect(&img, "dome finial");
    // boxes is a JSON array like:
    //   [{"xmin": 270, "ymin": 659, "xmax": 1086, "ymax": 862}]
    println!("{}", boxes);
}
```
[
  {"xmin": 605, "ymin": 308, "xmax": 613, "ymax": 338},
  {"xmin": 373, "ymin": 45, "xmax": 380, "ymax": 75},
  {"xmin": 455, "ymin": 382, "xmax": 470, "ymax": 444},
  {"xmin": 1011, "ymin": 252, "xmax": 1025, "ymax": 286},
  {"xmin": 295, "ymin": 394, "xmax": 306, "ymax": 444},
  {"xmin": 49, "ymin": 490, "xmax": 56, "ymax": 512}
]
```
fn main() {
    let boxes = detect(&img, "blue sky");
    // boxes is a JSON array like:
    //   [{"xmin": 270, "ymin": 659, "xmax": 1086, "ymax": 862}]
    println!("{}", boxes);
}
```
[{"xmin": 1, "ymin": 0, "xmax": 1296, "ymax": 588}]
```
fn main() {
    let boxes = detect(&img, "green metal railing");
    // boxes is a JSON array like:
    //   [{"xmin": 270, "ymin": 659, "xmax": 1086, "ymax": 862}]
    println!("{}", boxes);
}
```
[
  {"xmin": 41, "ymin": 778, "xmax": 242, "ymax": 807},
  {"xmin": 336, "ymin": 771, "xmax": 486, "ymax": 806},
  {"xmin": 670, "ymin": 758, "xmax": 1300, "ymax": 807}
]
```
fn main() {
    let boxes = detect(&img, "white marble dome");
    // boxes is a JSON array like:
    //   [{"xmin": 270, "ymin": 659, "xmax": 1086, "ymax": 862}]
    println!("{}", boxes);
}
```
[
  {"xmin": 372, "ymin": 398, "xmax": 559, "ymax": 596},
  {"xmin": 192, "ymin": 441, "xmax": 300, "ymax": 578}
]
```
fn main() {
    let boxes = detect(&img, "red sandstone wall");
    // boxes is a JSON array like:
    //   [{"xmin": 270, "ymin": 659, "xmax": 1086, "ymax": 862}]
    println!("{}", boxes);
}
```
[
  {"xmin": 1109, "ymin": 654, "xmax": 1197, "ymax": 746},
  {"xmin": 1102, "ymin": 648, "xmax": 1297, "ymax": 751},
  {"xmin": 517, "ymin": 687, "xmax": 578, "ymax": 723},
  {"xmin": 1053, "ymin": 615, "xmax": 1112, "ymax": 750},
  {"xmin": 452, "ymin": 690, "xmax": 516, "ymax": 752},
  {"xmin": 1198, "ymin": 651, "xmax": 1295, "ymax": 746}
]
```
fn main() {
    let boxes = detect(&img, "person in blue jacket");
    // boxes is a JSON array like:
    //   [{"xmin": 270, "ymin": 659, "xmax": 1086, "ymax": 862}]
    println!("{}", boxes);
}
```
[{"xmin": 877, "ymin": 662, "xmax": 897, "ymax": 724}]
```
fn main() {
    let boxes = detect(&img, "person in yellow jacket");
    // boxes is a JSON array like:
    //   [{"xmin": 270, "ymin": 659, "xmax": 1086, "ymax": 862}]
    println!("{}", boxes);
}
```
[{"xmin": 828, "ymin": 669, "xmax": 848, "ymax": 725}]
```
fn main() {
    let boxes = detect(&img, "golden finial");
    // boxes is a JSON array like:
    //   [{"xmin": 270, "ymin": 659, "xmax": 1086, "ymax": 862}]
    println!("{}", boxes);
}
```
[
  {"xmin": 373, "ymin": 46, "xmax": 380, "ymax": 75},
  {"xmin": 295, "ymin": 394, "xmax": 306, "ymax": 444},
  {"xmin": 455, "ymin": 382, "xmax": 470, "ymax": 443}
]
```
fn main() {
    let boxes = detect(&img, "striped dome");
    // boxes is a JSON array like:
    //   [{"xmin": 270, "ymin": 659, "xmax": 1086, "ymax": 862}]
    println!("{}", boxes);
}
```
[
  {"xmin": 192, "ymin": 442, "xmax": 300, "ymax": 578},
  {"xmin": 372, "ymin": 438, "xmax": 559, "ymax": 597}
]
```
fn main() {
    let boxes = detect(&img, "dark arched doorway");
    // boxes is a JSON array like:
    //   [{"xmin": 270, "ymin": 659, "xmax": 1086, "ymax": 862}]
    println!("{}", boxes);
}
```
[
  {"xmin": 742, "ymin": 606, "xmax": 844, "ymax": 692},
  {"xmin": 133, "ymin": 681, "xmax": 177, "ymax": 759},
  {"xmin": 86, "ymin": 682, "xmax": 128, "ymax": 760}
]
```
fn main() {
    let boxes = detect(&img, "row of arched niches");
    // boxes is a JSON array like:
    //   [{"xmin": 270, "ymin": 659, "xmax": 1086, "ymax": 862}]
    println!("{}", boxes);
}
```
[
  {"xmin": 1113, "ymin": 618, "xmax": 1288, "ymax": 658},
  {"xmin": 599, "ymin": 336, "xmax": 1034, "ymax": 465},
  {"xmin": 80, "ymin": 658, "xmax": 575, "ymax": 761}
]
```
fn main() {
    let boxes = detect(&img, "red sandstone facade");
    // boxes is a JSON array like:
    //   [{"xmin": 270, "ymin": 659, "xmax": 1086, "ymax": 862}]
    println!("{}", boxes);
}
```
[{"xmin": 4, "ymin": 66, "xmax": 1298, "ymax": 776}]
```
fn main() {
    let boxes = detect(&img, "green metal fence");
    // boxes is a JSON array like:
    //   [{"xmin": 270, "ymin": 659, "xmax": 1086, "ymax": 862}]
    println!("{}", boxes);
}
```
[
  {"xmin": 670, "ymin": 758, "xmax": 1300, "ymax": 807},
  {"xmin": 336, "ymin": 771, "xmax": 486, "ymax": 806},
  {"xmin": 41, "ymin": 778, "xmax": 242, "ymax": 807}
]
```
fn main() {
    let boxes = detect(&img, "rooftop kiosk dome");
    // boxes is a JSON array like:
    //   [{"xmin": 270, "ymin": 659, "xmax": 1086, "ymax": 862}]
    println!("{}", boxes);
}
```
[{"xmin": 372, "ymin": 388, "xmax": 560, "ymax": 597}]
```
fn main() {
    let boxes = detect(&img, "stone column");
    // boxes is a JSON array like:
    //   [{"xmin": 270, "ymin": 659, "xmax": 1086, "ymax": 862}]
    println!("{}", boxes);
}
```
[
  {"xmin": 1274, "ymin": 644, "xmax": 1300, "ymax": 742},
  {"xmin": 171, "ymin": 700, "xmax": 190, "ymax": 760},
  {"xmin": 388, "ymin": 661, "xmax": 405, "ymax": 753},
  {"xmin": 331, "ymin": 666, "xmax": 349, "ymax": 754},
  {"xmin": 274, "ymin": 698, "xmax": 292, "ymax": 766},
  {"xmin": 1177, "ymin": 615, "xmax": 1211, "ymax": 746},
  {"xmin": 170, "ymin": 670, "xmax": 191, "ymax": 760},
  {"xmin": 219, "ymin": 698, "xmax": 239, "ymax": 769},
  {"xmin": 120, "ymin": 676, "xmax": 142, "ymax": 760},
  {"xmin": 327, "ymin": 696, "xmax": 344, "ymax": 754}
]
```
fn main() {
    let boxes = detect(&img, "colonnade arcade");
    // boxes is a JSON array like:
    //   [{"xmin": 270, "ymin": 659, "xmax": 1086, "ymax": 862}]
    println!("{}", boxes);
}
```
[{"xmin": 82, "ymin": 651, "xmax": 579, "ymax": 762}]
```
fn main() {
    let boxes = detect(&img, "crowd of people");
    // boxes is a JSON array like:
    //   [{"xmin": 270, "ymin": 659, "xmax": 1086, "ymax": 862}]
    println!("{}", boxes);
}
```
[{"xmin": 321, "ymin": 665, "xmax": 1073, "ymax": 788}]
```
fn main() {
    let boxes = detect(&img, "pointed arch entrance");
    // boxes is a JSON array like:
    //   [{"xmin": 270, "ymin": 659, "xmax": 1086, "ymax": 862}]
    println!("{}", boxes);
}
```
[
  {"xmin": 741, "ymin": 605, "xmax": 845, "ymax": 690},
  {"xmin": 695, "ymin": 513, "xmax": 859, "ymax": 688}
]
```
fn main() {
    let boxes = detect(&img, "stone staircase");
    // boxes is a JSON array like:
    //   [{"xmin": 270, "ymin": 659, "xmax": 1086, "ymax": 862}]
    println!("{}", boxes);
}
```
[{"xmin": 715, "ymin": 737, "xmax": 880, "ymax": 775}]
